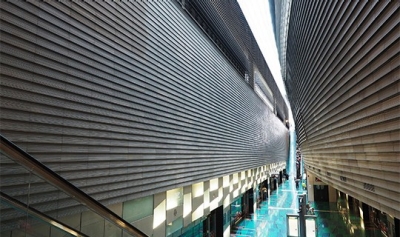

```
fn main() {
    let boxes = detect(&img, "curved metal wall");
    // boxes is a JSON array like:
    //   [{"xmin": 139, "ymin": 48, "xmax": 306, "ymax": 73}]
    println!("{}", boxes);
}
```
[
  {"xmin": 189, "ymin": 0, "xmax": 289, "ymax": 121},
  {"xmin": 0, "ymin": 1, "xmax": 289, "ymax": 208},
  {"xmin": 282, "ymin": 1, "xmax": 399, "ymax": 218}
]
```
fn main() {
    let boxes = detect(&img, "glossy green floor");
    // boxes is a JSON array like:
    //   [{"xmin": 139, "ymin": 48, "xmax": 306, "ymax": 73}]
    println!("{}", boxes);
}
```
[{"xmin": 232, "ymin": 180, "xmax": 385, "ymax": 237}]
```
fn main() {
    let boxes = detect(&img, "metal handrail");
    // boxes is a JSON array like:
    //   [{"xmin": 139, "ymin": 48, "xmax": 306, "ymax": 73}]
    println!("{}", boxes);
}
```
[{"xmin": 0, "ymin": 135, "xmax": 148, "ymax": 237}]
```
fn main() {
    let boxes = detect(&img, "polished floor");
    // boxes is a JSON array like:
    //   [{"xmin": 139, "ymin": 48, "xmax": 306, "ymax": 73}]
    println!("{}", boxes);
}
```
[{"xmin": 231, "ymin": 180, "xmax": 385, "ymax": 237}]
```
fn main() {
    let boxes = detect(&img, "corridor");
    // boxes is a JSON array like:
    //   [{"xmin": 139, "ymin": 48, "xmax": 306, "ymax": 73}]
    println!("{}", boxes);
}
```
[{"xmin": 232, "ymin": 180, "xmax": 385, "ymax": 237}]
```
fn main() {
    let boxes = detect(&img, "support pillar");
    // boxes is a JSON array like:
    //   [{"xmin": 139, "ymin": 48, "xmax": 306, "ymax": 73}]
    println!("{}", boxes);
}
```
[
  {"xmin": 361, "ymin": 203, "xmax": 370, "ymax": 221},
  {"xmin": 298, "ymin": 194, "xmax": 306, "ymax": 237}
]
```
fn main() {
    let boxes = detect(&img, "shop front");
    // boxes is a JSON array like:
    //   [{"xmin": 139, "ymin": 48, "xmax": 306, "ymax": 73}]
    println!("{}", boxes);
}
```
[
  {"xmin": 270, "ymin": 175, "xmax": 278, "ymax": 191},
  {"xmin": 230, "ymin": 196, "xmax": 244, "ymax": 227},
  {"xmin": 202, "ymin": 206, "xmax": 223, "ymax": 237},
  {"xmin": 370, "ymin": 206, "xmax": 396, "ymax": 237},
  {"xmin": 258, "ymin": 180, "xmax": 268, "ymax": 205}
]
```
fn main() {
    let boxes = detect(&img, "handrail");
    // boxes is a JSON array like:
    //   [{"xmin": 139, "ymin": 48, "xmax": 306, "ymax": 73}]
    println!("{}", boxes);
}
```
[
  {"xmin": 0, "ymin": 135, "xmax": 148, "ymax": 237},
  {"xmin": 0, "ymin": 191, "xmax": 89, "ymax": 237}
]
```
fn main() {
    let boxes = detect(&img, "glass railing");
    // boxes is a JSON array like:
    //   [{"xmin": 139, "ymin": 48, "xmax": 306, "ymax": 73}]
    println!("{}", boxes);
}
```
[
  {"xmin": 1, "ymin": 191, "xmax": 86, "ymax": 237},
  {"xmin": 0, "ymin": 135, "xmax": 147, "ymax": 237}
]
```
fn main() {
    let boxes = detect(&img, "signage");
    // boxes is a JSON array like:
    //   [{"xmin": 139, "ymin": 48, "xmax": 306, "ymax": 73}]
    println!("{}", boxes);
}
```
[
  {"xmin": 305, "ymin": 216, "xmax": 317, "ymax": 237},
  {"xmin": 287, "ymin": 214, "xmax": 299, "ymax": 237}
]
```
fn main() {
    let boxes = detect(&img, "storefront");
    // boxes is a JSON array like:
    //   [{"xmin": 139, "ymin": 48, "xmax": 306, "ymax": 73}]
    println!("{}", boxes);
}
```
[
  {"xmin": 180, "ymin": 217, "xmax": 205, "ymax": 237},
  {"xmin": 270, "ymin": 175, "xmax": 278, "ymax": 191},
  {"xmin": 247, "ymin": 188, "xmax": 254, "ymax": 214},
  {"xmin": 230, "ymin": 189, "xmax": 254, "ymax": 227},
  {"xmin": 230, "ymin": 196, "xmax": 244, "ymax": 227},
  {"xmin": 258, "ymin": 180, "xmax": 268, "ymax": 205},
  {"xmin": 180, "ymin": 206, "xmax": 224, "ymax": 237},
  {"xmin": 370, "ymin": 207, "xmax": 396, "ymax": 237},
  {"xmin": 202, "ymin": 206, "xmax": 223, "ymax": 237}
]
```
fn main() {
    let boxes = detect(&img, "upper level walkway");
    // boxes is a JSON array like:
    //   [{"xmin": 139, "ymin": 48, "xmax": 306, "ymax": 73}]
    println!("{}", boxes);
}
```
[{"xmin": 232, "ymin": 179, "xmax": 385, "ymax": 237}]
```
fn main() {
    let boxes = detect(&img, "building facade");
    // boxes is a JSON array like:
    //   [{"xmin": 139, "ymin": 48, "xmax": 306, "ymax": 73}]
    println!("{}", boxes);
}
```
[
  {"xmin": 273, "ymin": 0, "xmax": 399, "ymax": 236},
  {"xmin": 0, "ymin": 1, "xmax": 289, "ymax": 236}
]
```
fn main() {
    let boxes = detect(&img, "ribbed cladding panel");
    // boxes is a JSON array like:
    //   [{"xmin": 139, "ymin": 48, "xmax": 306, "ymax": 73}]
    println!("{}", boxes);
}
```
[
  {"xmin": 0, "ymin": 0, "xmax": 289, "ymax": 210},
  {"xmin": 188, "ymin": 0, "xmax": 289, "ymax": 122},
  {"xmin": 285, "ymin": 0, "xmax": 399, "ymax": 218}
]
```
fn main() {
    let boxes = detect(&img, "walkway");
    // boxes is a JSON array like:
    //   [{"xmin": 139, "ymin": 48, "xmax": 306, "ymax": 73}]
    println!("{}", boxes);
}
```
[{"xmin": 232, "ymin": 180, "xmax": 385, "ymax": 237}]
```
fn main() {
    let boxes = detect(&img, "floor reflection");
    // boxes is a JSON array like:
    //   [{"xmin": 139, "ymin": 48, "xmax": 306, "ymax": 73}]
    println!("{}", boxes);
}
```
[{"xmin": 231, "ymin": 180, "xmax": 385, "ymax": 237}]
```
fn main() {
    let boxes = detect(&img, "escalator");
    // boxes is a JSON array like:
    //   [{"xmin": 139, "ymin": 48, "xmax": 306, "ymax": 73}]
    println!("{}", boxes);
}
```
[
  {"xmin": 0, "ymin": 135, "xmax": 147, "ymax": 237},
  {"xmin": 1, "ymin": 191, "xmax": 88, "ymax": 237}
]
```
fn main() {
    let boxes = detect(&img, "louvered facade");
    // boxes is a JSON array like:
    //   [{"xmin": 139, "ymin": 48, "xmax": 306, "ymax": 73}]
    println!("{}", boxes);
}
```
[
  {"xmin": 273, "ymin": 0, "xmax": 399, "ymax": 220},
  {"xmin": 0, "ymin": 1, "xmax": 289, "ymax": 236}
]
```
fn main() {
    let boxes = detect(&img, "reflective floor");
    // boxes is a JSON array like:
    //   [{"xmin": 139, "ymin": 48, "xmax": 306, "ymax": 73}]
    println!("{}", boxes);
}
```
[{"xmin": 231, "ymin": 180, "xmax": 385, "ymax": 237}]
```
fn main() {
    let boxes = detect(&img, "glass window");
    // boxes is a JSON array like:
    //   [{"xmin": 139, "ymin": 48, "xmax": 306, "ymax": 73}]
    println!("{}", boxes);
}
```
[
  {"xmin": 180, "ymin": 218, "xmax": 204, "ymax": 237},
  {"xmin": 166, "ymin": 217, "xmax": 183, "ymax": 237},
  {"xmin": 231, "ymin": 197, "xmax": 243, "ymax": 226},
  {"xmin": 166, "ymin": 188, "xmax": 183, "ymax": 210},
  {"xmin": 81, "ymin": 211, "xmax": 105, "ymax": 237},
  {"xmin": 122, "ymin": 195, "xmax": 153, "ymax": 223}
]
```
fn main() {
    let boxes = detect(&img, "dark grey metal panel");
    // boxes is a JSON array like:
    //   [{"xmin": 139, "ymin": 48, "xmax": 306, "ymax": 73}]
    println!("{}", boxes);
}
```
[
  {"xmin": 181, "ymin": 0, "xmax": 289, "ymax": 122},
  {"xmin": 0, "ymin": 0, "xmax": 289, "ymax": 213}
]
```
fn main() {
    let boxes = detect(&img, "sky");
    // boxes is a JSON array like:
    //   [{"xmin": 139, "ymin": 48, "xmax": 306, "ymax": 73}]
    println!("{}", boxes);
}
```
[{"xmin": 237, "ymin": 0, "xmax": 286, "ymax": 98}]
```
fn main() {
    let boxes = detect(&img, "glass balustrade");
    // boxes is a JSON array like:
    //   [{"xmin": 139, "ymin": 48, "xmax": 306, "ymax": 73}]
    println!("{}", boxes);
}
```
[{"xmin": 0, "ymin": 136, "xmax": 146, "ymax": 237}]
